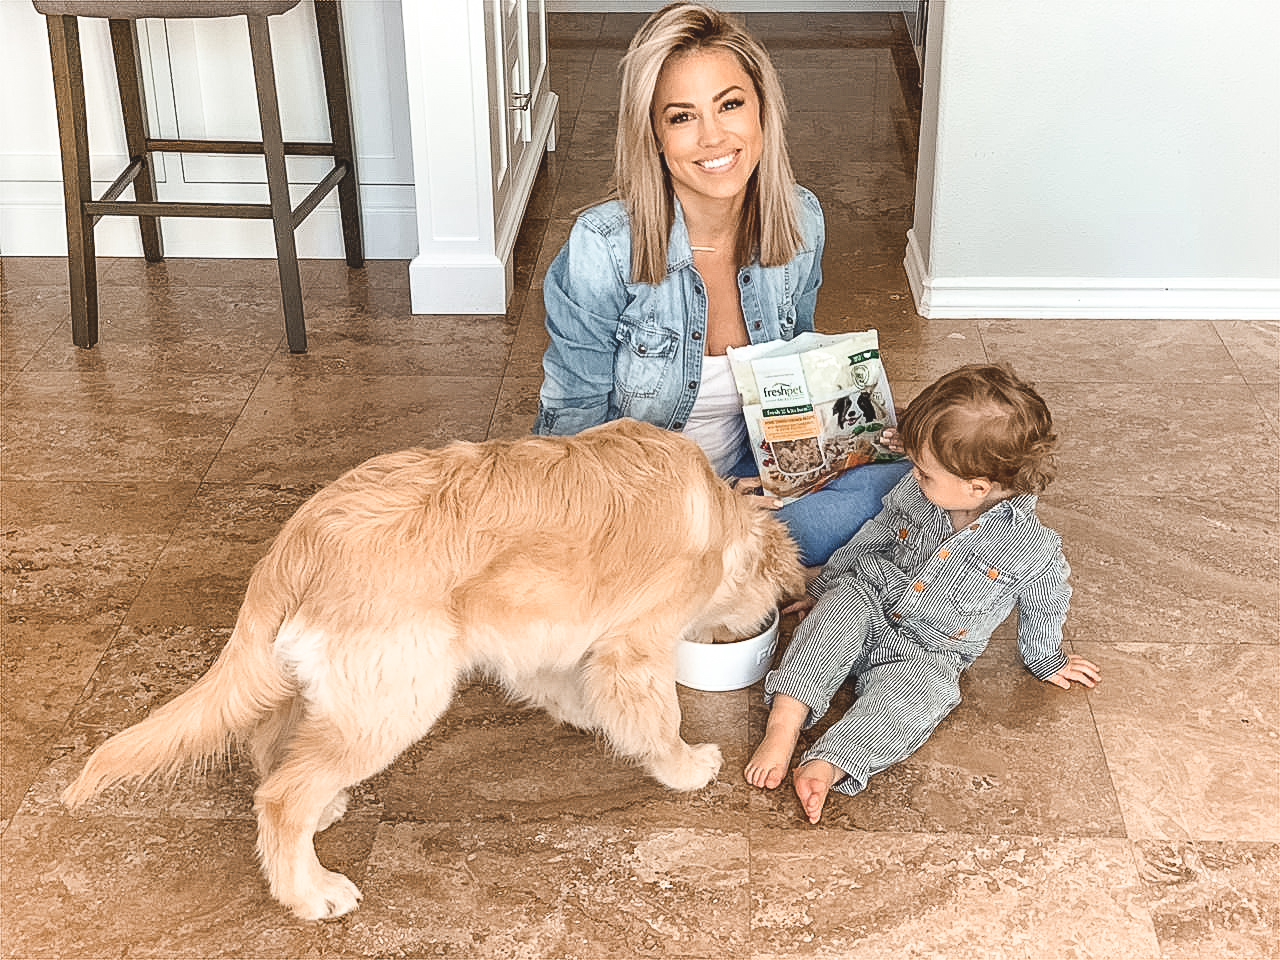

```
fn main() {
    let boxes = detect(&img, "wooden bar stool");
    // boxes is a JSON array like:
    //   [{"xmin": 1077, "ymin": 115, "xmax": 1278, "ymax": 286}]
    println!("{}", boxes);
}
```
[{"xmin": 36, "ymin": 0, "xmax": 364, "ymax": 353}]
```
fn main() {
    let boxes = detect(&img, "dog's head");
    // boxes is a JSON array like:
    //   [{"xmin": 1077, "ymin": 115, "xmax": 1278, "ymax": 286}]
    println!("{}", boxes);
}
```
[
  {"xmin": 689, "ymin": 488, "xmax": 805, "ymax": 641},
  {"xmin": 524, "ymin": 419, "xmax": 806, "ymax": 640},
  {"xmin": 831, "ymin": 394, "xmax": 855, "ymax": 428}
]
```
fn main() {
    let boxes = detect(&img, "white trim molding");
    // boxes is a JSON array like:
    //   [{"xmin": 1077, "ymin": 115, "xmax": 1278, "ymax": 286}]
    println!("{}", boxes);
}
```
[{"xmin": 905, "ymin": 230, "xmax": 1280, "ymax": 321}]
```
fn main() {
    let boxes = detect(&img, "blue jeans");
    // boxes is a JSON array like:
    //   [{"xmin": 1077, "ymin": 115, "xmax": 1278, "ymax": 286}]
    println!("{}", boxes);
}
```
[{"xmin": 730, "ymin": 451, "xmax": 912, "ymax": 566}]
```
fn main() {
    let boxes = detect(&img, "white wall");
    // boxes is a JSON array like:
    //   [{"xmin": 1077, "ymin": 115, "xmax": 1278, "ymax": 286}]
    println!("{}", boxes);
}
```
[{"xmin": 907, "ymin": 0, "xmax": 1280, "ymax": 319}]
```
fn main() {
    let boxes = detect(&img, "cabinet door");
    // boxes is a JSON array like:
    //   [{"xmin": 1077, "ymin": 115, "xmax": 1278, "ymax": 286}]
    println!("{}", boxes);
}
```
[
  {"xmin": 162, "ymin": 3, "xmax": 411, "ymax": 189},
  {"xmin": 493, "ymin": 0, "xmax": 547, "ymax": 148},
  {"xmin": 487, "ymin": 0, "xmax": 538, "ymax": 219},
  {"xmin": 525, "ymin": 0, "xmax": 549, "ymax": 141}
]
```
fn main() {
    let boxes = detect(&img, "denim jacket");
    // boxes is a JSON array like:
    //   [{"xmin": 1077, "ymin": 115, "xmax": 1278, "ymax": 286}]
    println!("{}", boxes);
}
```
[{"xmin": 535, "ymin": 185, "xmax": 824, "ymax": 435}]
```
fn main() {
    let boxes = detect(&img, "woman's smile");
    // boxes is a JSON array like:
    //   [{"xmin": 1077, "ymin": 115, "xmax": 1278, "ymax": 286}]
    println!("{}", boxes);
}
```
[{"xmin": 696, "ymin": 150, "xmax": 740, "ymax": 172}]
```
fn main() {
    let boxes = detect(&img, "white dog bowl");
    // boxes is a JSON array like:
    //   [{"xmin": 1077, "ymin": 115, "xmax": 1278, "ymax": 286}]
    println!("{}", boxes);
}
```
[{"xmin": 676, "ymin": 610, "xmax": 780, "ymax": 692}]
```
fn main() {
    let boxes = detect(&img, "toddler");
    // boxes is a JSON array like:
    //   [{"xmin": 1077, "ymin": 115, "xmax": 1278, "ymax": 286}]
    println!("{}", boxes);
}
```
[{"xmin": 745, "ymin": 364, "xmax": 1100, "ymax": 823}]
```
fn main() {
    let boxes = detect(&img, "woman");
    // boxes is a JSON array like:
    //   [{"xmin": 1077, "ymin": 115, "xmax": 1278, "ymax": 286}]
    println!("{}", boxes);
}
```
[{"xmin": 536, "ymin": 1, "xmax": 910, "ymax": 565}]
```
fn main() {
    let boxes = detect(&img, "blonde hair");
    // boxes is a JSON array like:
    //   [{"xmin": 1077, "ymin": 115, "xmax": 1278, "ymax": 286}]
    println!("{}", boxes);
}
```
[
  {"xmin": 898, "ymin": 364, "xmax": 1060, "ymax": 494},
  {"xmin": 615, "ymin": 2, "xmax": 802, "ymax": 283}
]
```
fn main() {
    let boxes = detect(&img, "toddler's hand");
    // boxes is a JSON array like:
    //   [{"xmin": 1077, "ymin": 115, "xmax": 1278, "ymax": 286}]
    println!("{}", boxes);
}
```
[
  {"xmin": 781, "ymin": 596, "xmax": 816, "ymax": 620},
  {"xmin": 881, "ymin": 427, "xmax": 906, "ymax": 455},
  {"xmin": 1045, "ymin": 654, "xmax": 1100, "ymax": 689}
]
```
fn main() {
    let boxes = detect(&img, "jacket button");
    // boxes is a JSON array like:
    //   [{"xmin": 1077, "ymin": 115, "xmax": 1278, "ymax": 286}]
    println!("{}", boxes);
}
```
[
  {"xmin": 636, "ymin": 344, "xmax": 647, "ymax": 355},
  {"xmin": 688, "ymin": 381, "xmax": 698, "ymax": 390},
  {"xmin": 692, "ymin": 331, "xmax": 702, "ymax": 340},
  {"xmin": 673, "ymin": 421, "xmax": 684, "ymax": 429},
  {"xmin": 741, "ymin": 274, "xmax": 751, "ymax": 284}
]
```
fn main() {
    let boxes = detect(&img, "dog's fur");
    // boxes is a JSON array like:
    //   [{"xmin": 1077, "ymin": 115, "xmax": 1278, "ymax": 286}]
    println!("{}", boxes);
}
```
[{"xmin": 62, "ymin": 419, "xmax": 804, "ymax": 920}]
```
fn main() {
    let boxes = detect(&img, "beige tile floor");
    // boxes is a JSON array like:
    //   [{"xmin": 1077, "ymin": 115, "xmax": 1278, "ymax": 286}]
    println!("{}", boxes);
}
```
[{"xmin": 2, "ymin": 12, "xmax": 1278, "ymax": 959}]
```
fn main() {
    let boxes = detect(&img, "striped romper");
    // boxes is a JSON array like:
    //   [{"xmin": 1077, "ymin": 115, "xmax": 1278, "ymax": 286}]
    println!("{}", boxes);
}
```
[{"xmin": 763, "ymin": 473, "xmax": 1072, "ymax": 796}]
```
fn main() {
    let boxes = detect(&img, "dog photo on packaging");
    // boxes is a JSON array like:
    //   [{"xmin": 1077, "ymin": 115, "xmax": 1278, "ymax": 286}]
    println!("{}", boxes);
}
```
[{"xmin": 60, "ymin": 418, "xmax": 804, "ymax": 920}]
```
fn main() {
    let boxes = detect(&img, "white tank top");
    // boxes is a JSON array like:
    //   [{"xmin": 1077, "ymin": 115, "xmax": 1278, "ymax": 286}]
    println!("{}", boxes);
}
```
[{"xmin": 682, "ymin": 354, "xmax": 747, "ymax": 475}]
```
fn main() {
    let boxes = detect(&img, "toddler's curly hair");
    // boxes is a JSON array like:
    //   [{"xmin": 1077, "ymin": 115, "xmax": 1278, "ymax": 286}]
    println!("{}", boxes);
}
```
[{"xmin": 898, "ymin": 364, "xmax": 1059, "ymax": 493}]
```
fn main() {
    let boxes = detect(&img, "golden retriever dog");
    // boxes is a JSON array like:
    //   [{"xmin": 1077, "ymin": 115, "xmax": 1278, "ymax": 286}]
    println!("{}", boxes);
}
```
[{"xmin": 61, "ymin": 419, "xmax": 804, "ymax": 920}]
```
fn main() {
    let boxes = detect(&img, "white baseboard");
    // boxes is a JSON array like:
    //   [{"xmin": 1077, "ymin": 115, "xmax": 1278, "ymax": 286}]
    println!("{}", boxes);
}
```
[
  {"xmin": 406, "ymin": 254, "xmax": 511, "ymax": 315},
  {"xmin": 904, "ymin": 229, "xmax": 1280, "ymax": 321}
]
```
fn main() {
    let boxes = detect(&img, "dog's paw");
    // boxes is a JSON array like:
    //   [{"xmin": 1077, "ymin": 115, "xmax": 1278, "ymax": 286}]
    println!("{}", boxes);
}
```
[
  {"xmin": 282, "ymin": 869, "xmax": 363, "ymax": 921},
  {"xmin": 648, "ymin": 741, "xmax": 723, "ymax": 792}
]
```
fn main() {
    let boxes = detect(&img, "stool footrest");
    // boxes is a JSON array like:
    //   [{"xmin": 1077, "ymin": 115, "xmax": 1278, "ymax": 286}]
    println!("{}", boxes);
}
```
[
  {"xmin": 84, "ymin": 161, "xmax": 349, "ymax": 225},
  {"xmin": 98, "ymin": 156, "xmax": 146, "ymax": 204},
  {"xmin": 290, "ymin": 162, "xmax": 348, "ymax": 227},
  {"xmin": 86, "ymin": 199, "xmax": 275, "ymax": 219},
  {"xmin": 146, "ymin": 137, "xmax": 339, "ymax": 158}
]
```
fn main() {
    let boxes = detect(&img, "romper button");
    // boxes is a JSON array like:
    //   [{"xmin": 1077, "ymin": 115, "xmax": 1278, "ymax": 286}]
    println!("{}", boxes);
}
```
[
  {"xmin": 938, "ymin": 547, "xmax": 949, "ymax": 559},
  {"xmin": 987, "ymin": 568, "xmax": 999, "ymax": 579},
  {"xmin": 913, "ymin": 581, "xmax": 925, "ymax": 592},
  {"xmin": 898, "ymin": 528, "xmax": 908, "ymax": 539}
]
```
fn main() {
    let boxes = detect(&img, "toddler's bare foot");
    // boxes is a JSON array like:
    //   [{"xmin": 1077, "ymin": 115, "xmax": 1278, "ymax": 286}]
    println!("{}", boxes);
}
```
[
  {"xmin": 745, "ymin": 727, "xmax": 798, "ymax": 789},
  {"xmin": 744, "ymin": 695, "xmax": 809, "ymax": 790},
  {"xmin": 793, "ymin": 758, "xmax": 842, "ymax": 824}
]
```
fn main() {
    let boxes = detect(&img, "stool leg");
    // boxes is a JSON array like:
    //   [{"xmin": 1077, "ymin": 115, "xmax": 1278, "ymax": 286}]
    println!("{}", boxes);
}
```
[
  {"xmin": 109, "ymin": 18, "xmax": 163, "ymax": 262},
  {"xmin": 45, "ymin": 14, "xmax": 98, "ymax": 349},
  {"xmin": 247, "ymin": 13, "xmax": 306, "ymax": 354},
  {"xmin": 314, "ymin": 0, "xmax": 363, "ymax": 268}
]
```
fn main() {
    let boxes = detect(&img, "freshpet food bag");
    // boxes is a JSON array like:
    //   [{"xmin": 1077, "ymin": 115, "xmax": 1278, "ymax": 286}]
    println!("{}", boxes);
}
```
[{"xmin": 727, "ymin": 330, "xmax": 902, "ymax": 502}]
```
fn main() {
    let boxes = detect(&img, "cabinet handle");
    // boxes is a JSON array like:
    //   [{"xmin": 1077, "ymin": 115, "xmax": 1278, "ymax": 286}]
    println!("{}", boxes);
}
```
[{"xmin": 510, "ymin": 91, "xmax": 532, "ymax": 111}]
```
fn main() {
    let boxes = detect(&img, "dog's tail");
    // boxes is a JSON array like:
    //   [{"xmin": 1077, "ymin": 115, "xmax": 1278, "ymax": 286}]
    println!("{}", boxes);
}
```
[{"xmin": 61, "ymin": 560, "xmax": 297, "ymax": 808}]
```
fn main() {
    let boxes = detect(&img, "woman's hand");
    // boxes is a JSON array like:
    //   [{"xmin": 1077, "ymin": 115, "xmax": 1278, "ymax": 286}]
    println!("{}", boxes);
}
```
[{"xmin": 728, "ymin": 475, "xmax": 783, "ymax": 509}]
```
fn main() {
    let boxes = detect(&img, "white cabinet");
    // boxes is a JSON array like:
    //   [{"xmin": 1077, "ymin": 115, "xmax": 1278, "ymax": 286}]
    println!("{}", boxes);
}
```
[{"xmin": 401, "ymin": 0, "xmax": 557, "ymax": 314}]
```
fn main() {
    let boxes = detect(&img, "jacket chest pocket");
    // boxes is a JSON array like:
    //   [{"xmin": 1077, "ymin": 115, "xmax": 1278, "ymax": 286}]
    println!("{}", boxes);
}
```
[
  {"xmin": 947, "ymin": 553, "xmax": 1021, "ymax": 615},
  {"xmin": 889, "ymin": 515, "xmax": 931, "ymax": 569},
  {"xmin": 776, "ymin": 293, "xmax": 798, "ymax": 339},
  {"xmin": 614, "ymin": 320, "xmax": 678, "ymax": 400}
]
